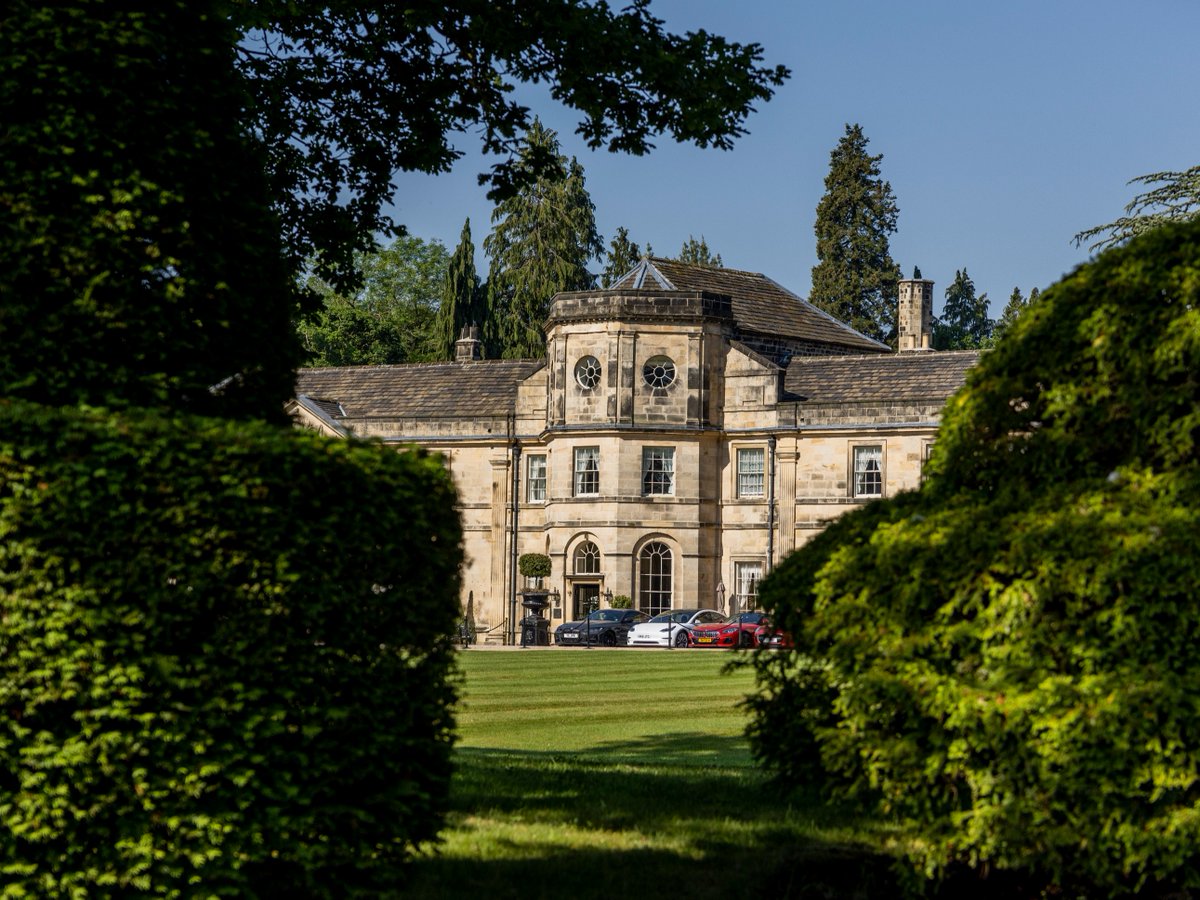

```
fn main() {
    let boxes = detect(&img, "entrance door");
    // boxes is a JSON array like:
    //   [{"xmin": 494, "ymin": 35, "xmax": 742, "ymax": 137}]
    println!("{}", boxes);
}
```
[{"xmin": 573, "ymin": 583, "xmax": 600, "ymax": 620}]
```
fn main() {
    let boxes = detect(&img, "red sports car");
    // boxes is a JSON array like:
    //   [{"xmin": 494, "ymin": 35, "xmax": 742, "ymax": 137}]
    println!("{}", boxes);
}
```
[{"xmin": 690, "ymin": 611, "xmax": 772, "ymax": 648}]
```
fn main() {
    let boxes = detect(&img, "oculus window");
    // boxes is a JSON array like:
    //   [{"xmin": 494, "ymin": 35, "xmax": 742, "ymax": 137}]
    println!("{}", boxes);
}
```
[
  {"xmin": 574, "ymin": 355, "xmax": 602, "ymax": 389},
  {"xmin": 642, "ymin": 355, "xmax": 676, "ymax": 389}
]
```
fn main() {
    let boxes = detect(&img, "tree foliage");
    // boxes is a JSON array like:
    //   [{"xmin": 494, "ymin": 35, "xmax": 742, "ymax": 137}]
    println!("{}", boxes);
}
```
[
  {"xmin": 436, "ymin": 218, "xmax": 484, "ymax": 359},
  {"xmin": 231, "ymin": 0, "xmax": 790, "ymax": 289},
  {"xmin": 675, "ymin": 234, "xmax": 723, "ymax": 268},
  {"xmin": 1074, "ymin": 164, "xmax": 1200, "ymax": 252},
  {"xmin": 600, "ymin": 226, "xmax": 643, "ymax": 287},
  {"xmin": 483, "ymin": 119, "xmax": 603, "ymax": 358},
  {"xmin": 810, "ymin": 124, "xmax": 900, "ymax": 343},
  {"xmin": 933, "ymin": 268, "xmax": 993, "ymax": 349},
  {"xmin": 299, "ymin": 235, "xmax": 449, "ymax": 366},
  {"xmin": 747, "ymin": 218, "xmax": 1200, "ymax": 896},
  {"xmin": 992, "ymin": 285, "xmax": 1033, "ymax": 342},
  {"xmin": 0, "ymin": 0, "xmax": 301, "ymax": 421}
]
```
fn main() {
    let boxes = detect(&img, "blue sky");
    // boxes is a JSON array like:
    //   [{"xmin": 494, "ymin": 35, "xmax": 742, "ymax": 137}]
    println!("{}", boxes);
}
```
[{"xmin": 388, "ymin": 0, "xmax": 1200, "ymax": 317}]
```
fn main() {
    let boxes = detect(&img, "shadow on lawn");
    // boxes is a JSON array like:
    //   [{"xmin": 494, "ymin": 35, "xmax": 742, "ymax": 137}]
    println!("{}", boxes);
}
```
[{"xmin": 403, "ymin": 745, "xmax": 902, "ymax": 900}]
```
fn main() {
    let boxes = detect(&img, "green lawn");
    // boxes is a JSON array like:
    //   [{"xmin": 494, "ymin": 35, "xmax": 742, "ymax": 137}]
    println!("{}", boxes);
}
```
[{"xmin": 403, "ymin": 649, "xmax": 901, "ymax": 899}]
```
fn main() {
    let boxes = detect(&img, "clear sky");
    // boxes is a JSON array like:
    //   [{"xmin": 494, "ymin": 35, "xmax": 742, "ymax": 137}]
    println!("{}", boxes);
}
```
[{"xmin": 387, "ymin": 0, "xmax": 1200, "ymax": 317}]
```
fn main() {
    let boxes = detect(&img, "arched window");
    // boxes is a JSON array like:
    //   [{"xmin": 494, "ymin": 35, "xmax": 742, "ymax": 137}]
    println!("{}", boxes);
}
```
[
  {"xmin": 574, "ymin": 541, "xmax": 601, "ymax": 575},
  {"xmin": 639, "ymin": 541, "xmax": 672, "ymax": 615}
]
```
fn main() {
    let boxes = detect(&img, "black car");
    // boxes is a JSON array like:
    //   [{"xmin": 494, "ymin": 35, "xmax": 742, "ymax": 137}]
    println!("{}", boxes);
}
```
[{"xmin": 554, "ymin": 608, "xmax": 650, "ymax": 647}]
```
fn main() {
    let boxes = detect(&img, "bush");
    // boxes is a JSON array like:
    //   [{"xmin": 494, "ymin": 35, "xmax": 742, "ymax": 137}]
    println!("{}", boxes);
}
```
[
  {"xmin": 0, "ymin": 402, "xmax": 463, "ymax": 897},
  {"xmin": 610, "ymin": 594, "xmax": 633, "ymax": 610},
  {"xmin": 748, "ymin": 219, "xmax": 1200, "ymax": 896},
  {"xmin": 518, "ymin": 553, "xmax": 552, "ymax": 579}
]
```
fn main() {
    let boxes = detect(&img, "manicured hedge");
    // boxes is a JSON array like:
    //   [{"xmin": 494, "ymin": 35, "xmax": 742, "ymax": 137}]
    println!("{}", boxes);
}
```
[
  {"xmin": 0, "ymin": 402, "xmax": 463, "ymax": 897},
  {"xmin": 747, "ymin": 219, "xmax": 1200, "ymax": 896}
]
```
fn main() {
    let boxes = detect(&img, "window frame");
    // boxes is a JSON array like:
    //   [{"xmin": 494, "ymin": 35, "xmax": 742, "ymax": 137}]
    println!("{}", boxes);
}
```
[
  {"xmin": 573, "ymin": 446, "xmax": 600, "ymax": 497},
  {"xmin": 736, "ymin": 447, "xmax": 765, "ymax": 498},
  {"xmin": 574, "ymin": 541, "xmax": 601, "ymax": 575},
  {"xmin": 638, "ymin": 541, "xmax": 673, "ymax": 615},
  {"xmin": 851, "ymin": 443, "xmax": 884, "ymax": 499},
  {"xmin": 641, "ymin": 446, "xmax": 675, "ymax": 496},
  {"xmin": 526, "ymin": 453, "xmax": 547, "ymax": 503}
]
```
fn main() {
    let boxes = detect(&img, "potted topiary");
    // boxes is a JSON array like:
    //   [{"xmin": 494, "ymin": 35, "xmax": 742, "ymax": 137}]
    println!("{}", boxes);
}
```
[{"xmin": 517, "ymin": 553, "xmax": 552, "ymax": 646}]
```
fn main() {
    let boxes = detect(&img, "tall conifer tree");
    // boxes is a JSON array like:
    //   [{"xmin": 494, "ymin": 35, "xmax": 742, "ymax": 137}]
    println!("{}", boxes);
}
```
[
  {"xmin": 993, "ymin": 286, "xmax": 1027, "ymax": 342},
  {"xmin": 600, "ymin": 226, "xmax": 642, "ymax": 287},
  {"xmin": 810, "ymin": 124, "xmax": 900, "ymax": 342},
  {"xmin": 437, "ymin": 218, "xmax": 482, "ymax": 358},
  {"xmin": 934, "ymin": 268, "xmax": 993, "ymax": 349},
  {"xmin": 483, "ymin": 119, "xmax": 602, "ymax": 358}
]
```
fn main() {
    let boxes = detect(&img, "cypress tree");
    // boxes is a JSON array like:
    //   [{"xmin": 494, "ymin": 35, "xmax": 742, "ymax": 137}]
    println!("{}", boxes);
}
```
[
  {"xmin": 483, "ymin": 119, "xmax": 602, "ymax": 358},
  {"xmin": 600, "ymin": 226, "xmax": 642, "ymax": 287},
  {"xmin": 810, "ymin": 124, "xmax": 900, "ymax": 342},
  {"xmin": 993, "ymin": 286, "xmax": 1028, "ymax": 342},
  {"xmin": 437, "ymin": 218, "xmax": 482, "ymax": 358}
]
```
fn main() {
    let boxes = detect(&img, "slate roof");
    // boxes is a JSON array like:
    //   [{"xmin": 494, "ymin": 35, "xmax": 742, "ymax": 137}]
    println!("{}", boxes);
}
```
[
  {"xmin": 611, "ymin": 258, "xmax": 889, "ymax": 354},
  {"xmin": 783, "ymin": 351, "xmax": 982, "ymax": 404},
  {"xmin": 294, "ymin": 359, "xmax": 544, "ymax": 420}
]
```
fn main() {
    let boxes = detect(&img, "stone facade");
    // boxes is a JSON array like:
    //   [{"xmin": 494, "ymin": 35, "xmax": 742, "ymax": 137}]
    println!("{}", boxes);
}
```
[{"xmin": 290, "ymin": 259, "xmax": 980, "ymax": 639}]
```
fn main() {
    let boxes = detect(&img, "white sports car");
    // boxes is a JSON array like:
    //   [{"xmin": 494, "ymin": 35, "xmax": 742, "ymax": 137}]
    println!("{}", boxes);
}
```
[{"xmin": 626, "ymin": 608, "xmax": 727, "ymax": 648}]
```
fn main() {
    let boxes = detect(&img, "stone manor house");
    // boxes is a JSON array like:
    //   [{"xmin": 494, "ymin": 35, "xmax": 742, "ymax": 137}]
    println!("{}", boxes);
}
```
[{"xmin": 290, "ymin": 257, "xmax": 979, "ymax": 641}]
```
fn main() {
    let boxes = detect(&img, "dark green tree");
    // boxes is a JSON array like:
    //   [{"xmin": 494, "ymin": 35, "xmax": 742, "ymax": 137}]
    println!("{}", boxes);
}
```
[
  {"xmin": 1074, "ymin": 164, "xmax": 1200, "ymax": 252},
  {"xmin": 992, "ymin": 285, "xmax": 1028, "ymax": 342},
  {"xmin": 810, "ymin": 124, "xmax": 900, "ymax": 343},
  {"xmin": 0, "ymin": 0, "xmax": 300, "ymax": 421},
  {"xmin": 933, "ymin": 268, "xmax": 992, "ymax": 349},
  {"xmin": 436, "ymin": 219, "xmax": 484, "ymax": 358},
  {"xmin": 231, "ymin": 1, "xmax": 790, "ymax": 290},
  {"xmin": 675, "ymin": 234, "xmax": 723, "ymax": 267},
  {"xmin": 483, "ymin": 119, "xmax": 603, "ymax": 358},
  {"xmin": 299, "ymin": 235, "xmax": 449, "ymax": 366},
  {"xmin": 600, "ymin": 226, "xmax": 643, "ymax": 287},
  {"xmin": 746, "ymin": 218, "xmax": 1200, "ymax": 896}
]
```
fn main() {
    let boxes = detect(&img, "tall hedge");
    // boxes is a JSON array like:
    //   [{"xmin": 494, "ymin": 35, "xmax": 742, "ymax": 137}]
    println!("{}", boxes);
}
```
[
  {"xmin": 747, "ymin": 218, "xmax": 1200, "ymax": 896},
  {"xmin": 0, "ymin": 1, "xmax": 302, "ymax": 421},
  {"xmin": 0, "ymin": 402, "xmax": 463, "ymax": 897}
]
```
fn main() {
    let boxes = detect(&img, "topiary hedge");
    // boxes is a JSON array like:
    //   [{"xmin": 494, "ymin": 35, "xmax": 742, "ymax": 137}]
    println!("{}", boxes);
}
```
[
  {"xmin": 747, "ymin": 218, "xmax": 1200, "ymax": 896},
  {"xmin": 0, "ymin": 401, "xmax": 463, "ymax": 897}
]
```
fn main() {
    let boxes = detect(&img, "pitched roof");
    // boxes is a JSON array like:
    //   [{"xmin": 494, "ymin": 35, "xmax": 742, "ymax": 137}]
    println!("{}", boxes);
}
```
[
  {"xmin": 295, "ymin": 359, "xmax": 544, "ymax": 420},
  {"xmin": 783, "ymin": 351, "xmax": 982, "ymax": 404},
  {"xmin": 611, "ymin": 258, "xmax": 889, "ymax": 354}
]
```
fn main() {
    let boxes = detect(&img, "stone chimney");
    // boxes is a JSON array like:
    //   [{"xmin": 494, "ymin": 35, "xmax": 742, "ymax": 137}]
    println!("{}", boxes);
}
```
[
  {"xmin": 455, "ymin": 324, "xmax": 482, "ymax": 362},
  {"xmin": 897, "ymin": 267, "xmax": 934, "ymax": 352}
]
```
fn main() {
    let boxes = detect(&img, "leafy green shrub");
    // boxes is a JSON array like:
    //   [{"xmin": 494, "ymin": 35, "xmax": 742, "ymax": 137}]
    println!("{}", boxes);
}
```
[
  {"xmin": 748, "ymin": 219, "xmax": 1200, "ymax": 896},
  {"xmin": 518, "ymin": 553, "xmax": 552, "ymax": 579},
  {"xmin": 610, "ymin": 594, "xmax": 633, "ymax": 610},
  {"xmin": 0, "ymin": 401, "xmax": 463, "ymax": 897}
]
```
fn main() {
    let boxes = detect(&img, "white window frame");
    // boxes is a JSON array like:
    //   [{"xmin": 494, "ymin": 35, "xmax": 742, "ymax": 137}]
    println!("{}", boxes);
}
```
[
  {"xmin": 526, "ymin": 454, "xmax": 547, "ymax": 503},
  {"xmin": 573, "ymin": 446, "xmax": 600, "ymax": 497},
  {"xmin": 574, "ymin": 541, "xmax": 601, "ymax": 575},
  {"xmin": 736, "ymin": 447, "xmax": 765, "ymax": 498},
  {"xmin": 641, "ymin": 447, "xmax": 675, "ymax": 496},
  {"xmin": 733, "ymin": 561, "xmax": 763, "ymax": 613},
  {"xmin": 852, "ymin": 444, "xmax": 884, "ymax": 498},
  {"xmin": 639, "ymin": 541, "xmax": 673, "ymax": 615}
]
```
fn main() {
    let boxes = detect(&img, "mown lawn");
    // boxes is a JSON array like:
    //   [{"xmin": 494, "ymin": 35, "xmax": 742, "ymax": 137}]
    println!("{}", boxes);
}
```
[{"xmin": 403, "ymin": 649, "xmax": 902, "ymax": 899}]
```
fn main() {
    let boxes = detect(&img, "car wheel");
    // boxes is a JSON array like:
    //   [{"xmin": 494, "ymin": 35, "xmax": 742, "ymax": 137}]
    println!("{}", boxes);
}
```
[
  {"xmin": 601, "ymin": 631, "xmax": 617, "ymax": 648},
  {"xmin": 673, "ymin": 630, "xmax": 689, "ymax": 648}
]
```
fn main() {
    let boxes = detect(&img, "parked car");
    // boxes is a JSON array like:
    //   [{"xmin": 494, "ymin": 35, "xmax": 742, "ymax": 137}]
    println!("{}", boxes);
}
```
[
  {"xmin": 690, "ymin": 611, "xmax": 772, "ymax": 649},
  {"xmin": 627, "ymin": 609, "xmax": 726, "ymax": 648},
  {"xmin": 554, "ymin": 608, "xmax": 650, "ymax": 647},
  {"xmin": 754, "ymin": 618, "xmax": 794, "ymax": 649}
]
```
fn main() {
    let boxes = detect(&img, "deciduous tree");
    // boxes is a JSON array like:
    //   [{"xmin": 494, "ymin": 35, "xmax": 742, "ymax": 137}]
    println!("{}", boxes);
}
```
[
  {"xmin": 232, "ymin": 0, "xmax": 790, "ymax": 289},
  {"xmin": 299, "ymin": 235, "xmax": 449, "ymax": 366},
  {"xmin": 810, "ymin": 124, "xmax": 900, "ymax": 342},
  {"xmin": 483, "ymin": 120, "xmax": 603, "ymax": 358}
]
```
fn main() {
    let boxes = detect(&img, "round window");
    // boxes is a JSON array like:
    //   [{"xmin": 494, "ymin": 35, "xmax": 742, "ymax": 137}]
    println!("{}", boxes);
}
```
[
  {"xmin": 642, "ymin": 355, "xmax": 676, "ymax": 389},
  {"xmin": 574, "ymin": 355, "xmax": 602, "ymax": 389}
]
